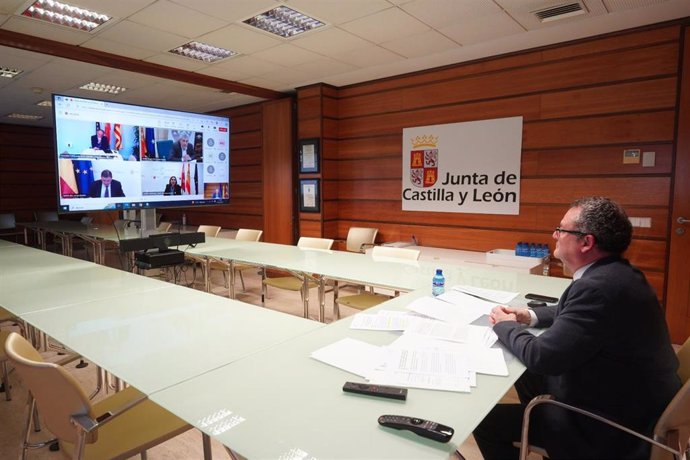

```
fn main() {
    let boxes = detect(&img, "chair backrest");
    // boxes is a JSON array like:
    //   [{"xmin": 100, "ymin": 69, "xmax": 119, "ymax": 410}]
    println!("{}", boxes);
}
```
[
  {"xmin": 157, "ymin": 221, "xmax": 173, "ymax": 232},
  {"xmin": 297, "ymin": 237, "xmax": 334, "ymax": 250},
  {"xmin": 235, "ymin": 229, "xmax": 262, "ymax": 242},
  {"xmin": 4, "ymin": 332, "xmax": 97, "ymax": 445},
  {"xmin": 650, "ymin": 337, "xmax": 690, "ymax": 460},
  {"xmin": 197, "ymin": 225, "xmax": 221, "ymax": 237},
  {"xmin": 371, "ymin": 245, "xmax": 420, "ymax": 260},
  {"xmin": 346, "ymin": 227, "xmax": 378, "ymax": 253},
  {"xmin": 34, "ymin": 210, "xmax": 59, "ymax": 222},
  {"xmin": 676, "ymin": 337, "xmax": 690, "ymax": 384},
  {"xmin": 0, "ymin": 213, "xmax": 16, "ymax": 230}
]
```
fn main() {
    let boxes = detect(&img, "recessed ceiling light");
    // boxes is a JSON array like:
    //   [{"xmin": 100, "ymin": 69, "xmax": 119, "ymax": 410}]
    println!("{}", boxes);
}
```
[
  {"xmin": 7, "ymin": 113, "xmax": 44, "ymax": 120},
  {"xmin": 169, "ymin": 41, "xmax": 237, "ymax": 63},
  {"xmin": 1, "ymin": 67, "xmax": 23, "ymax": 78},
  {"xmin": 22, "ymin": 0, "xmax": 110, "ymax": 32},
  {"xmin": 79, "ymin": 82, "xmax": 126, "ymax": 94},
  {"xmin": 244, "ymin": 6, "xmax": 324, "ymax": 38},
  {"xmin": 37, "ymin": 100, "xmax": 52, "ymax": 107}
]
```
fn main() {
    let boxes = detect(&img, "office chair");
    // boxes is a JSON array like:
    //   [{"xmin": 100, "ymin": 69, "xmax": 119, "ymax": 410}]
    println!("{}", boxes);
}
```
[
  {"xmin": 157, "ymin": 221, "xmax": 173, "ymax": 233},
  {"xmin": 208, "ymin": 229, "xmax": 263, "ymax": 295},
  {"xmin": 0, "ymin": 212, "xmax": 24, "ymax": 242},
  {"xmin": 345, "ymin": 227, "xmax": 378, "ymax": 253},
  {"xmin": 262, "ymin": 237, "xmax": 334, "ymax": 319},
  {"xmin": 333, "ymin": 246, "xmax": 420, "ymax": 319},
  {"xmin": 186, "ymin": 225, "xmax": 221, "ymax": 288},
  {"xmin": 4, "ymin": 332, "xmax": 192, "ymax": 460},
  {"xmin": 32, "ymin": 210, "xmax": 61, "ymax": 252},
  {"xmin": 519, "ymin": 337, "xmax": 690, "ymax": 460}
]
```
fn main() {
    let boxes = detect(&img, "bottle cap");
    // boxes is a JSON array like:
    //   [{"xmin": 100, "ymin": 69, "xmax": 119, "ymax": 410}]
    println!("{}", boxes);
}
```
[{"xmin": 435, "ymin": 268, "xmax": 443, "ymax": 275}]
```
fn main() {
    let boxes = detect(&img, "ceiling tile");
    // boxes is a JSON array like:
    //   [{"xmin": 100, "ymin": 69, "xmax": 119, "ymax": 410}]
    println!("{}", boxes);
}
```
[
  {"xmin": 143, "ymin": 52, "xmax": 210, "ymax": 71},
  {"xmin": 400, "ymin": 0, "xmax": 501, "ymax": 29},
  {"xmin": 252, "ymin": 43, "xmax": 323, "ymax": 67},
  {"xmin": 340, "ymin": 6, "xmax": 429, "ymax": 44},
  {"xmin": 381, "ymin": 29, "xmax": 460, "ymax": 58},
  {"xmin": 95, "ymin": 20, "xmax": 188, "ymax": 52},
  {"xmin": 198, "ymin": 24, "xmax": 283, "ymax": 55},
  {"xmin": 128, "ymin": 0, "xmax": 227, "ymax": 38},
  {"xmin": 204, "ymin": 55, "xmax": 285, "ymax": 77},
  {"xmin": 440, "ymin": 11, "xmax": 525, "ymax": 45},
  {"xmin": 171, "ymin": 0, "xmax": 279, "ymax": 22},
  {"xmin": 330, "ymin": 43, "xmax": 404, "ymax": 68},
  {"xmin": 291, "ymin": 27, "xmax": 371, "ymax": 55},
  {"xmin": 286, "ymin": 0, "xmax": 392, "ymax": 24},
  {"xmin": 1, "ymin": 15, "xmax": 92, "ymax": 45},
  {"xmin": 295, "ymin": 56, "xmax": 357, "ymax": 80},
  {"xmin": 195, "ymin": 63, "xmax": 253, "ymax": 83},
  {"xmin": 0, "ymin": 0, "xmax": 28, "ymax": 15}
]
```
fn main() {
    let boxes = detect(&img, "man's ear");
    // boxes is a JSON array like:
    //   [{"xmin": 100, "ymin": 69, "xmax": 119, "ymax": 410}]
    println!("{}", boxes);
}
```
[{"xmin": 580, "ymin": 234, "xmax": 596, "ymax": 253}]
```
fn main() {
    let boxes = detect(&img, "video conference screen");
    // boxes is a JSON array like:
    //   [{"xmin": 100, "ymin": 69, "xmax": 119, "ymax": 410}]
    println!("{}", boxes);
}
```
[{"xmin": 52, "ymin": 94, "xmax": 230, "ymax": 213}]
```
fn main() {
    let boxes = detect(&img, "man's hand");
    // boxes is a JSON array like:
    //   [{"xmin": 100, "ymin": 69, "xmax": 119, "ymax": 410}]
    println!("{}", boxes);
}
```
[{"xmin": 490, "ymin": 305, "xmax": 531, "ymax": 325}]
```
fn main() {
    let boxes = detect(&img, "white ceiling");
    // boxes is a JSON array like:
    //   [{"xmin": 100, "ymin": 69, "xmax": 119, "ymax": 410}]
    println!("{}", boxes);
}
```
[{"xmin": 1, "ymin": 0, "xmax": 689, "ymax": 126}]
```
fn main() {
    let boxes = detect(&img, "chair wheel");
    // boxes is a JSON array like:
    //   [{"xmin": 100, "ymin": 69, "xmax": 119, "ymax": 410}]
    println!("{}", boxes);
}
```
[{"xmin": 49, "ymin": 441, "xmax": 60, "ymax": 451}]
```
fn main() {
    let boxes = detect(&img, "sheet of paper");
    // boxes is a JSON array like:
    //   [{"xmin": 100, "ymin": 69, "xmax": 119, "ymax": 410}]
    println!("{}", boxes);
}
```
[
  {"xmin": 436, "ymin": 291, "xmax": 498, "ymax": 315},
  {"xmin": 310, "ymin": 338, "xmax": 384, "ymax": 378},
  {"xmin": 406, "ymin": 296, "xmax": 484, "ymax": 324},
  {"xmin": 387, "ymin": 335, "xmax": 507, "ymax": 376},
  {"xmin": 349, "ymin": 310, "xmax": 416, "ymax": 331},
  {"xmin": 404, "ymin": 318, "xmax": 498, "ymax": 347},
  {"xmin": 368, "ymin": 348, "xmax": 472, "ymax": 392},
  {"xmin": 452, "ymin": 284, "xmax": 519, "ymax": 304}
]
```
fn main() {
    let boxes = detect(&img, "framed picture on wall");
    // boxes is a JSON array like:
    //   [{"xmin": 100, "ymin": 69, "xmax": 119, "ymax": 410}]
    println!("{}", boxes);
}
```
[
  {"xmin": 299, "ymin": 179, "xmax": 320, "ymax": 213},
  {"xmin": 299, "ymin": 138, "xmax": 320, "ymax": 173}
]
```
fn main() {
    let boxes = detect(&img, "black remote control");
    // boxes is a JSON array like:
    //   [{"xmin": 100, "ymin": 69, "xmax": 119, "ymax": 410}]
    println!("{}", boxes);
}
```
[
  {"xmin": 525, "ymin": 293, "xmax": 559, "ymax": 303},
  {"xmin": 378, "ymin": 415, "xmax": 454, "ymax": 443},
  {"xmin": 343, "ymin": 382, "xmax": 407, "ymax": 400}
]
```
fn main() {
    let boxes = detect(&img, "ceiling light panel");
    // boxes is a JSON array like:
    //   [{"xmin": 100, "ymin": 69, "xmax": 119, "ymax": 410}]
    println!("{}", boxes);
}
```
[
  {"xmin": 244, "ymin": 6, "xmax": 325, "ymax": 38},
  {"xmin": 79, "ymin": 82, "xmax": 126, "ymax": 94},
  {"xmin": 0, "ymin": 67, "xmax": 23, "ymax": 78},
  {"xmin": 7, "ymin": 113, "xmax": 43, "ymax": 120},
  {"xmin": 169, "ymin": 41, "xmax": 237, "ymax": 63},
  {"xmin": 22, "ymin": 0, "xmax": 111, "ymax": 32}
]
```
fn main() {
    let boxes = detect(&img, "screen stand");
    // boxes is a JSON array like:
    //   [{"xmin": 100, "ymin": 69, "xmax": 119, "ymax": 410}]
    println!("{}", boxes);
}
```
[{"xmin": 140, "ymin": 209, "xmax": 157, "ymax": 237}]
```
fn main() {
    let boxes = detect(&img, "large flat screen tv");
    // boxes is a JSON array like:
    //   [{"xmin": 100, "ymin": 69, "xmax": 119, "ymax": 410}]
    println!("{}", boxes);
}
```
[{"xmin": 52, "ymin": 94, "xmax": 230, "ymax": 213}]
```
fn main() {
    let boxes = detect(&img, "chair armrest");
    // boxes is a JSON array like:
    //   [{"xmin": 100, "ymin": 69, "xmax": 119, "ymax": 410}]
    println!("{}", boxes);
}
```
[
  {"xmin": 359, "ymin": 243, "xmax": 376, "ymax": 253},
  {"xmin": 519, "ymin": 395, "xmax": 684, "ymax": 460},
  {"xmin": 70, "ymin": 392, "xmax": 148, "ymax": 433}
]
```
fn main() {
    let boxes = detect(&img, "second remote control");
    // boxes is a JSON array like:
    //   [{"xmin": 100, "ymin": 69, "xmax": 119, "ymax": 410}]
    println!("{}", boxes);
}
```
[
  {"xmin": 378, "ymin": 415, "xmax": 454, "ymax": 443},
  {"xmin": 343, "ymin": 382, "xmax": 407, "ymax": 400}
]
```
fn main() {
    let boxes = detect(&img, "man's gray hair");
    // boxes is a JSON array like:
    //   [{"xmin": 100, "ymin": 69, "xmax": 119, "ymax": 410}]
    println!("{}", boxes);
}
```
[{"xmin": 571, "ymin": 196, "xmax": 632, "ymax": 255}]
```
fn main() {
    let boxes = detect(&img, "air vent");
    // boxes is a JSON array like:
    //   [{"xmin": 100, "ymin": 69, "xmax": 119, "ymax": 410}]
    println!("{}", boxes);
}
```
[{"xmin": 533, "ymin": 2, "xmax": 587, "ymax": 23}]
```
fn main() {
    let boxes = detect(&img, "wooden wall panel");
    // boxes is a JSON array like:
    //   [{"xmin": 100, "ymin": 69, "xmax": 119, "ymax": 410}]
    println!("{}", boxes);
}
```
[{"xmin": 297, "ymin": 22, "xmax": 682, "ymax": 300}]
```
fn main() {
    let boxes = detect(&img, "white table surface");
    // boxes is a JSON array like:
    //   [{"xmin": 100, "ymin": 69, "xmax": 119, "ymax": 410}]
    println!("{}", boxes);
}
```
[{"xmin": 151, "ymin": 269, "xmax": 570, "ymax": 459}]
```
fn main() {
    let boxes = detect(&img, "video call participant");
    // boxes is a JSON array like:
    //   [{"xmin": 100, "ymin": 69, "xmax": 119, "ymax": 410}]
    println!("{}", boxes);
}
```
[
  {"xmin": 168, "ymin": 134, "xmax": 197, "ymax": 161},
  {"xmin": 91, "ymin": 129, "xmax": 111, "ymax": 153},
  {"xmin": 88, "ymin": 170, "xmax": 125, "ymax": 198},
  {"xmin": 163, "ymin": 176, "xmax": 182, "ymax": 195},
  {"xmin": 473, "ymin": 196, "xmax": 680, "ymax": 460}
]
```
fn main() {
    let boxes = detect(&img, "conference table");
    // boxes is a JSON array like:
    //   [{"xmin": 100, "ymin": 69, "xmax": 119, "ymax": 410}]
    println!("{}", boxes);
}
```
[{"xmin": 0, "ymin": 239, "xmax": 571, "ymax": 459}]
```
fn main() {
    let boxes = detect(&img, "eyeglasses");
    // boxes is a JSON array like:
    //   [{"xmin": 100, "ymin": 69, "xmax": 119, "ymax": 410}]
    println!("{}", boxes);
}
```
[{"xmin": 554, "ymin": 227, "xmax": 588, "ymax": 237}]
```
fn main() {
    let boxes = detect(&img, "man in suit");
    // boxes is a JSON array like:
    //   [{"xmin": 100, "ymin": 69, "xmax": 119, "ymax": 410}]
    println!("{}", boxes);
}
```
[
  {"xmin": 88, "ymin": 170, "xmax": 125, "ymax": 198},
  {"xmin": 90, "ymin": 129, "xmax": 111, "ymax": 153},
  {"xmin": 168, "ymin": 134, "xmax": 196, "ymax": 161},
  {"xmin": 473, "ymin": 197, "xmax": 680, "ymax": 460}
]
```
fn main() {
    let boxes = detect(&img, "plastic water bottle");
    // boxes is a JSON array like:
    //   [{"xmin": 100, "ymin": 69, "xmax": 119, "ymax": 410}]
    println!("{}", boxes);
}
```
[
  {"xmin": 182, "ymin": 213, "xmax": 187, "ymax": 227},
  {"xmin": 432, "ymin": 269, "xmax": 445, "ymax": 297}
]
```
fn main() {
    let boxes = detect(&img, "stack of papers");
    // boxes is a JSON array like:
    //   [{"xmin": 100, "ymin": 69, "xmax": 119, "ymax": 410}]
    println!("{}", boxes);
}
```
[{"xmin": 311, "ymin": 284, "xmax": 517, "ymax": 393}]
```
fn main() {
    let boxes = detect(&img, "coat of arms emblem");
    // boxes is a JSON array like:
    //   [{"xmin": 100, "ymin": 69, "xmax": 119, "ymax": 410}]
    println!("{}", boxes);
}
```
[{"xmin": 410, "ymin": 135, "xmax": 439, "ymax": 188}]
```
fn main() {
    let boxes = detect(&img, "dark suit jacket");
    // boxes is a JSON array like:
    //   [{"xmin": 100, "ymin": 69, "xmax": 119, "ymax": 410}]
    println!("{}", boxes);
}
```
[
  {"xmin": 164, "ymin": 184, "xmax": 182, "ymax": 195},
  {"xmin": 90, "ymin": 135, "xmax": 111, "ymax": 153},
  {"xmin": 494, "ymin": 256, "xmax": 680, "ymax": 459},
  {"xmin": 88, "ymin": 179, "xmax": 125, "ymax": 198},
  {"xmin": 168, "ymin": 141, "xmax": 197, "ymax": 161}
]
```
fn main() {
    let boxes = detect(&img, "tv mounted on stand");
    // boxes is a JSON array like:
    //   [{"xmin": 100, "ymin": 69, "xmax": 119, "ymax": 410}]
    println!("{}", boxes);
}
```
[{"xmin": 52, "ymin": 94, "xmax": 231, "ymax": 235}]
